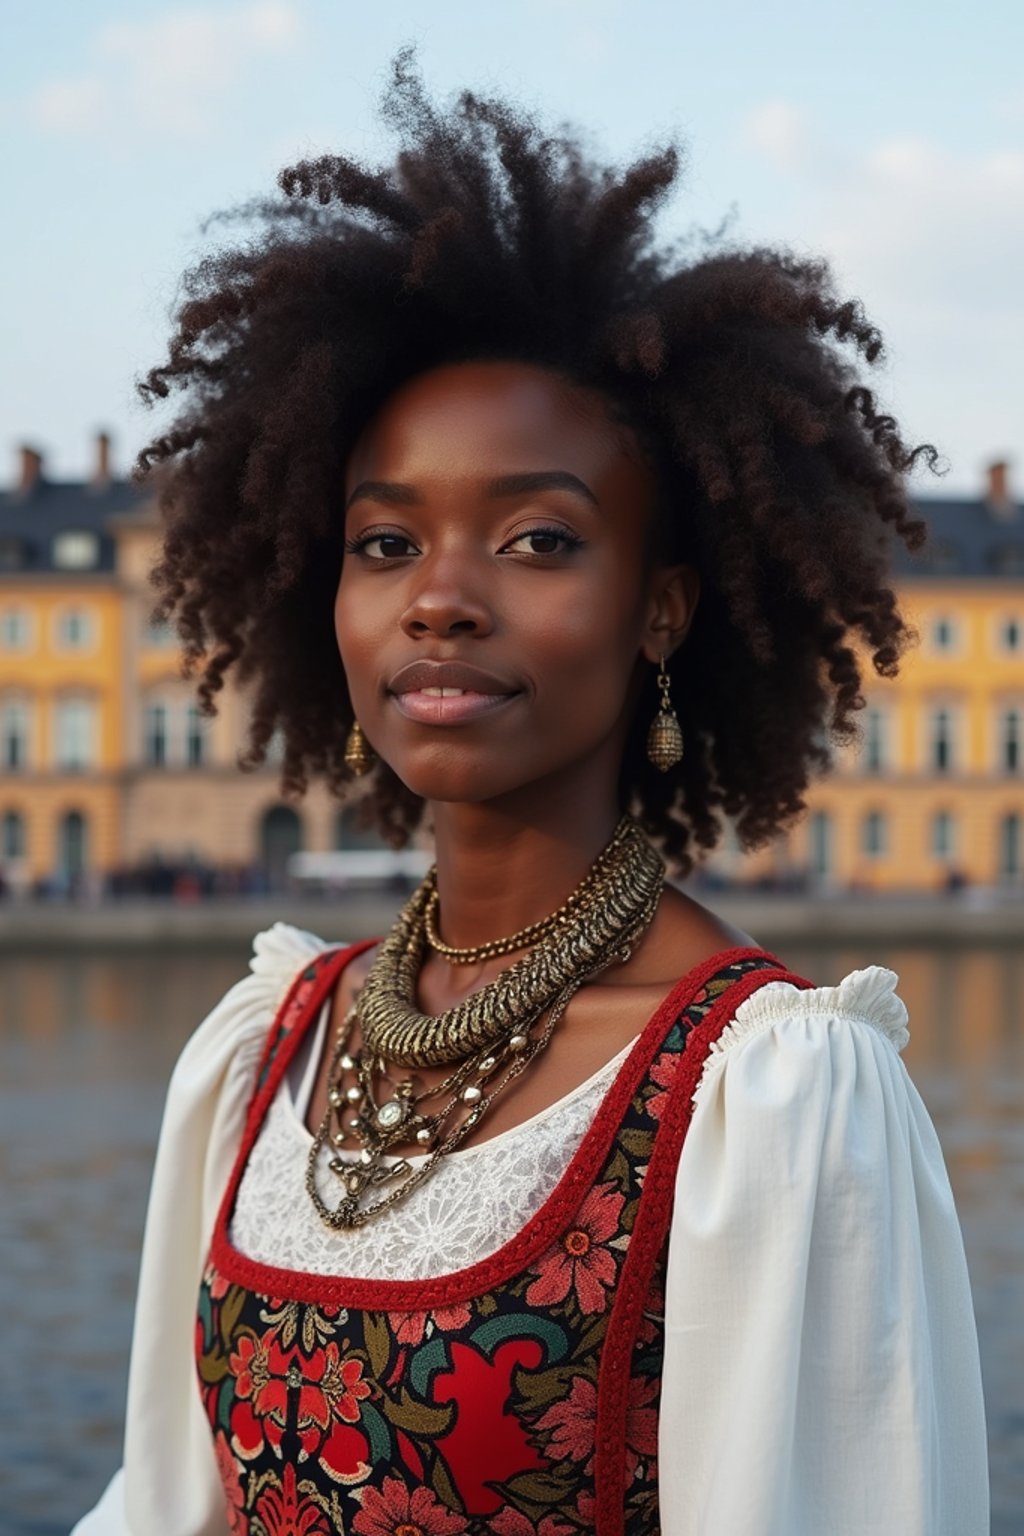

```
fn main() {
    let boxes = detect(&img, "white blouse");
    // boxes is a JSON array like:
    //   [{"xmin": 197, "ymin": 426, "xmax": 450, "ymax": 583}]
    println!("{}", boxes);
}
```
[
  {"xmin": 72, "ymin": 922, "xmax": 989, "ymax": 1536},
  {"xmin": 230, "ymin": 995, "xmax": 638, "ymax": 1278}
]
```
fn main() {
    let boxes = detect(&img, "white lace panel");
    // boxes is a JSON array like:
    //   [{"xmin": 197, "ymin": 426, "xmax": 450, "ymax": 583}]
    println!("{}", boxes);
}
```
[{"xmin": 230, "ymin": 1025, "xmax": 636, "ymax": 1282}]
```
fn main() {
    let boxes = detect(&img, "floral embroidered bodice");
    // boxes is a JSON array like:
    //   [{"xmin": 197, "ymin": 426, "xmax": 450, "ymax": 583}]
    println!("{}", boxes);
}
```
[{"xmin": 196, "ymin": 941, "xmax": 812, "ymax": 1536}]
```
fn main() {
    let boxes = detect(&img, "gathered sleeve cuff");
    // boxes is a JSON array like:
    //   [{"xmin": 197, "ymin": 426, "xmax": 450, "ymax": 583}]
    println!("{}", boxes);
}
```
[
  {"xmin": 71, "ymin": 923, "xmax": 332, "ymax": 1536},
  {"xmin": 658, "ymin": 966, "xmax": 989, "ymax": 1536}
]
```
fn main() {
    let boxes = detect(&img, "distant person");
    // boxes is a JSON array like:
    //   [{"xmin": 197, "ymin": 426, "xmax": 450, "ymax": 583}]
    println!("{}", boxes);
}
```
[{"xmin": 73, "ymin": 53, "xmax": 988, "ymax": 1536}]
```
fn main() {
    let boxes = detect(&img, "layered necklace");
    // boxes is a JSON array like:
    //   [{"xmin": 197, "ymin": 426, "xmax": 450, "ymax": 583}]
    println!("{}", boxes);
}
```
[{"xmin": 306, "ymin": 814, "xmax": 665, "ymax": 1229}]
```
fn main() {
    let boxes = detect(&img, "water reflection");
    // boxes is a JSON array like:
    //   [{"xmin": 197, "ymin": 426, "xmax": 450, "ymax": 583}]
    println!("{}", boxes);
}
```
[{"xmin": 1, "ymin": 942, "xmax": 1020, "ymax": 1534}]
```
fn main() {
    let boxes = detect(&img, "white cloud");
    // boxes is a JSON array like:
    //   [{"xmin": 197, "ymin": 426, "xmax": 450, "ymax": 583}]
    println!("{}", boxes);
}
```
[
  {"xmin": 28, "ymin": 1, "xmax": 301, "ymax": 141},
  {"xmin": 737, "ymin": 107, "xmax": 1024, "ymax": 488},
  {"xmin": 738, "ymin": 100, "xmax": 809, "ymax": 172}
]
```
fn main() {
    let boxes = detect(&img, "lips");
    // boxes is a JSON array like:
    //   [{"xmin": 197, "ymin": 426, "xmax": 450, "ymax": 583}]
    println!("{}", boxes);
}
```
[{"xmin": 387, "ymin": 659, "xmax": 521, "ymax": 727}]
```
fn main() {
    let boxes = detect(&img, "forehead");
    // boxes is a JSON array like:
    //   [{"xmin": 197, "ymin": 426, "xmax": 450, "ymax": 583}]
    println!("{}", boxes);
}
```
[{"xmin": 344, "ymin": 359, "xmax": 654, "ymax": 496}]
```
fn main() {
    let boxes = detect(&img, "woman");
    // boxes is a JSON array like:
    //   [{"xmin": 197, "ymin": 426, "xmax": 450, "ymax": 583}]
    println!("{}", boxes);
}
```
[{"xmin": 75, "ymin": 53, "xmax": 988, "ymax": 1536}]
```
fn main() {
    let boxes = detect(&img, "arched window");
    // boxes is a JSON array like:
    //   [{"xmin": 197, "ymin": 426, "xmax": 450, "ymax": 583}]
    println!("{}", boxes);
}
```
[
  {"xmin": 334, "ymin": 804, "xmax": 388, "ymax": 851},
  {"xmin": 861, "ymin": 809, "xmax": 887, "ymax": 858},
  {"xmin": 930, "ymin": 810, "xmax": 955, "ymax": 861},
  {"xmin": 143, "ymin": 701, "xmax": 169, "ymax": 766},
  {"xmin": 1000, "ymin": 709, "xmax": 1021, "ymax": 773},
  {"xmin": 260, "ymin": 805, "xmax": 303, "ymax": 891},
  {"xmin": 58, "ymin": 809, "xmax": 88, "ymax": 881},
  {"xmin": 998, "ymin": 813, "xmax": 1021, "ymax": 881},
  {"xmin": 2, "ymin": 809, "xmax": 25, "ymax": 860},
  {"xmin": 809, "ymin": 810, "xmax": 832, "ymax": 879}
]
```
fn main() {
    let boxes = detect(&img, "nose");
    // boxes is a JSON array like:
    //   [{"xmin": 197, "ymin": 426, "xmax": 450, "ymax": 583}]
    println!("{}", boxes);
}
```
[{"xmin": 399, "ymin": 553, "xmax": 494, "ymax": 639}]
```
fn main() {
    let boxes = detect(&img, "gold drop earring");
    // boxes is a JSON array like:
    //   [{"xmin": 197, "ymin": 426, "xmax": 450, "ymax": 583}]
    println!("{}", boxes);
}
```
[
  {"xmin": 344, "ymin": 720, "xmax": 376, "ymax": 776},
  {"xmin": 646, "ymin": 654, "xmax": 684, "ymax": 771}
]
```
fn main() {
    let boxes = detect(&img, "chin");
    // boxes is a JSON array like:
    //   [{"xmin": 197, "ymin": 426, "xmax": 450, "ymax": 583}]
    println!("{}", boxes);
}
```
[{"xmin": 386, "ymin": 749, "xmax": 539, "ymax": 807}]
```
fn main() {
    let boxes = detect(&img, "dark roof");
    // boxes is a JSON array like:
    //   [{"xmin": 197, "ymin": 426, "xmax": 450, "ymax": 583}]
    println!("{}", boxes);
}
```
[
  {"xmin": 894, "ymin": 494, "xmax": 1024, "ymax": 580},
  {"xmin": 0, "ymin": 478, "xmax": 146, "ymax": 576},
  {"xmin": 1, "ymin": 475, "xmax": 1021, "ymax": 580}
]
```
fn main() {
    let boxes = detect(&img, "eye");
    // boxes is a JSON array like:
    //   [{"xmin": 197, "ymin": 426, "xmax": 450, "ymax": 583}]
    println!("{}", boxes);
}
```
[
  {"xmin": 500, "ymin": 525, "xmax": 585, "ymax": 557},
  {"xmin": 344, "ymin": 530, "xmax": 419, "ymax": 560}
]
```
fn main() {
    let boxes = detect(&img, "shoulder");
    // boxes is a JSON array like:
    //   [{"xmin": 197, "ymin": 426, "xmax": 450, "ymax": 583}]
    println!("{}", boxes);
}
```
[
  {"xmin": 168, "ymin": 921, "xmax": 343, "ymax": 1099},
  {"xmin": 714, "ymin": 963, "xmax": 910, "ymax": 1058},
  {"xmin": 691, "ymin": 962, "xmax": 913, "ymax": 1128}
]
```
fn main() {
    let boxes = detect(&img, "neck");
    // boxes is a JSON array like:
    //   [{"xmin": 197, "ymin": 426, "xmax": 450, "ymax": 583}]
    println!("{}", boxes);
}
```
[{"xmin": 428, "ymin": 765, "xmax": 624, "ymax": 953}]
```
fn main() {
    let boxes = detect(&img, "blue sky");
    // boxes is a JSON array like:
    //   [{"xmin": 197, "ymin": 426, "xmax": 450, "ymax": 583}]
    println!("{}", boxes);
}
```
[{"xmin": 2, "ymin": 0, "xmax": 1021, "ymax": 494}]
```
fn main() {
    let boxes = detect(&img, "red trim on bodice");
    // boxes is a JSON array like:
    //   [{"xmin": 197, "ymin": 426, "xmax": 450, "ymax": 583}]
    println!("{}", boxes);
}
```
[
  {"xmin": 211, "ymin": 942, "xmax": 793, "ymax": 1308},
  {"xmin": 198, "ymin": 938, "xmax": 817, "ymax": 1535}
]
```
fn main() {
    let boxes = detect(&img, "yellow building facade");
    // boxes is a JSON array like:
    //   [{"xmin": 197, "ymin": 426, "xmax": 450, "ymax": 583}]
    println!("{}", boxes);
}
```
[
  {"xmin": 714, "ymin": 475, "xmax": 1024, "ymax": 892},
  {"xmin": 1, "ymin": 440, "xmax": 1022, "ymax": 893}
]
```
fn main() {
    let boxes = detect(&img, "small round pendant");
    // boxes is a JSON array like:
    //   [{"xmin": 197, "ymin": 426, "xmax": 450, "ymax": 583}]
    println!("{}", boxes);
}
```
[{"xmin": 376, "ymin": 1099, "xmax": 405, "ymax": 1129}]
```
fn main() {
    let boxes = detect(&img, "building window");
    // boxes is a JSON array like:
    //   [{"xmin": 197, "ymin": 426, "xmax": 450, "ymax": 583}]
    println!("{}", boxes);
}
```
[
  {"xmin": 928, "ymin": 707, "xmax": 956, "ymax": 774},
  {"xmin": 144, "ymin": 702, "xmax": 169, "ymax": 767},
  {"xmin": 1, "ymin": 698, "xmax": 30, "ymax": 770},
  {"xmin": 2, "ymin": 809, "xmax": 26, "ymax": 860},
  {"xmin": 930, "ymin": 615, "xmax": 958, "ymax": 652},
  {"xmin": 143, "ymin": 617, "xmax": 177, "ymax": 648},
  {"xmin": 1000, "ymin": 709, "xmax": 1021, "ymax": 773},
  {"xmin": 809, "ymin": 810, "xmax": 832, "ymax": 879},
  {"xmin": 930, "ymin": 810, "xmax": 956, "ymax": 861},
  {"xmin": 52, "ymin": 530, "xmax": 100, "ymax": 570},
  {"xmin": 0, "ymin": 608, "xmax": 32, "ymax": 651},
  {"xmin": 863, "ymin": 707, "xmax": 889, "ymax": 773},
  {"xmin": 54, "ymin": 696, "xmax": 97, "ymax": 771},
  {"xmin": 862, "ymin": 809, "xmax": 887, "ymax": 858},
  {"xmin": 997, "ymin": 616, "xmax": 1022, "ymax": 654},
  {"xmin": 186, "ymin": 704, "xmax": 206, "ymax": 767},
  {"xmin": 54, "ymin": 606, "xmax": 96, "ymax": 652},
  {"xmin": 999, "ymin": 813, "xmax": 1021, "ymax": 881}
]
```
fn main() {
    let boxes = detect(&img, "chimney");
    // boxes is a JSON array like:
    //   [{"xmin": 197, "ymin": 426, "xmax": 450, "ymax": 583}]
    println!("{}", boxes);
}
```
[
  {"xmin": 17, "ymin": 445, "xmax": 44, "ymax": 495},
  {"xmin": 985, "ymin": 460, "xmax": 1017, "ymax": 520},
  {"xmin": 92, "ymin": 430, "xmax": 113, "ymax": 490}
]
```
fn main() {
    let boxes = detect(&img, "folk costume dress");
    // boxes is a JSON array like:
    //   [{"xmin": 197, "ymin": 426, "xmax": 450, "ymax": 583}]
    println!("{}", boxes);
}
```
[{"xmin": 72, "ymin": 922, "xmax": 989, "ymax": 1536}]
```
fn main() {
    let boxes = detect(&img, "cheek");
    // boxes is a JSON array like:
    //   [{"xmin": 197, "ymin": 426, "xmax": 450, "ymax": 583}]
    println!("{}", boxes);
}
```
[
  {"xmin": 522, "ymin": 574, "xmax": 643, "ymax": 708},
  {"xmin": 333, "ymin": 580, "xmax": 378, "ymax": 699}
]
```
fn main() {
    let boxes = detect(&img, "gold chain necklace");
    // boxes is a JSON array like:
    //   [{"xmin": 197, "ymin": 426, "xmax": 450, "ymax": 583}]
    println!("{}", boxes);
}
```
[
  {"xmin": 305, "ymin": 815, "xmax": 665, "ymax": 1229},
  {"xmin": 422, "ymin": 818, "xmax": 635, "ymax": 964}
]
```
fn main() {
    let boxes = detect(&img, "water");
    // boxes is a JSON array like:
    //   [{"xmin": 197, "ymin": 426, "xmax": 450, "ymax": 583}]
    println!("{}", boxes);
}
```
[{"xmin": 1, "ymin": 939, "xmax": 1020, "ymax": 1535}]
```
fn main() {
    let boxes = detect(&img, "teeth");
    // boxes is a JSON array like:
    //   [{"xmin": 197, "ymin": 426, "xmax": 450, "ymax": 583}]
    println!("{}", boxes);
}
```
[{"xmin": 420, "ymin": 687, "xmax": 466, "ymax": 697}]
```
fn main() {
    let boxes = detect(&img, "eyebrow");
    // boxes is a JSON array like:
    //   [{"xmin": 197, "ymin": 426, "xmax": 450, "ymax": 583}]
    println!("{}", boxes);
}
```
[{"xmin": 344, "ymin": 470, "xmax": 599, "ymax": 512}]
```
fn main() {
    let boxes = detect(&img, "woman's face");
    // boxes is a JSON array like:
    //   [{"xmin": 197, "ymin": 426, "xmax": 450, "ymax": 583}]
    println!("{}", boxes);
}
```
[{"xmin": 336, "ymin": 358, "xmax": 696, "ymax": 807}]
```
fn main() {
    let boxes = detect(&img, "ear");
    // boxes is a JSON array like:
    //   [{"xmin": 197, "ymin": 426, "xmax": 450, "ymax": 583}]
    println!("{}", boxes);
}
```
[{"xmin": 641, "ymin": 562, "xmax": 700, "ymax": 665}]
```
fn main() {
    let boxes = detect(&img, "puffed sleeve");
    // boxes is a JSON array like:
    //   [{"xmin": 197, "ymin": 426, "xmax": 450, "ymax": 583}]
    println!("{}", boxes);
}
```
[
  {"xmin": 657, "ymin": 966, "xmax": 989, "ymax": 1536},
  {"xmin": 71, "ymin": 923, "xmax": 332, "ymax": 1536}
]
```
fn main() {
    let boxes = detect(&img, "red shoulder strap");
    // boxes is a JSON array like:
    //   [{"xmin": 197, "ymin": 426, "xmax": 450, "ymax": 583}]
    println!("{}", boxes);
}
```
[
  {"xmin": 217, "ymin": 938, "xmax": 379, "ymax": 1240},
  {"xmin": 595, "ymin": 963, "xmax": 816, "ymax": 1534}
]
